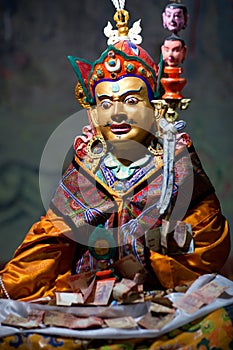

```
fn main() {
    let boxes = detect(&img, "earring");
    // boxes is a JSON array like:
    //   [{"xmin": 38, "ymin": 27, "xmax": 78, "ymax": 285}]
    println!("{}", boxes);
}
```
[
  {"xmin": 148, "ymin": 142, "xmax": 163, "ymax": 156},
  {"xmin": 86, "ymin": 135, "xmax": 107, "ymax": 159}
]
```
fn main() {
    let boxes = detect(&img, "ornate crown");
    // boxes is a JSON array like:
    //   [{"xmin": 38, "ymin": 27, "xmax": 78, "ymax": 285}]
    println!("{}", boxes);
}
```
[{"xmin": 68, "ymin": 7, "xmax": 162, "ymax": 109}]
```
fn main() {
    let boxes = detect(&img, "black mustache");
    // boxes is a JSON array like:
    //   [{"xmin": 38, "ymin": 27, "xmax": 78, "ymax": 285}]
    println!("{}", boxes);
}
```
[{"xmin": 104, "ymin": 119, "xmax": 137, "ymax": 127}]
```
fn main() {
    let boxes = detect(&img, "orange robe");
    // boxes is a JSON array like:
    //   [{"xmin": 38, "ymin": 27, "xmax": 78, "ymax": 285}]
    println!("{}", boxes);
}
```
[{"xmin": 0, "ymin": 135, "xmax": 230, "ymax": 301}]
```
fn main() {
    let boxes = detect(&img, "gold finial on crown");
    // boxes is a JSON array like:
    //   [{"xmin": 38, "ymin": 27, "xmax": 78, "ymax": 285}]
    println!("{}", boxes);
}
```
[{"xmin": 113, "ymin": 9, "xmax": 129, "ymax": 37}]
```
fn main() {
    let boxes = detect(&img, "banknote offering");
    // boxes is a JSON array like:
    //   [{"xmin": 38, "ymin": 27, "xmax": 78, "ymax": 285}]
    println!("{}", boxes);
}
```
[
  {"xmin": 198, "ymin": 280, "xmax": 228, "ymax": 304},
  {"xmin": 67, "ymin": 271, "xmax": 95, "ymax": 293},
  {"xmin": 55, "ymin": 292, "xmax": 84, "ymax": 306},
  {"xmin": 2, "ymin": 310, "xmax": 44, "ymax": 329},
  {"xmin": 150, "ymin": 296, "xmax": 174, "ymax": 308},
  {"xmin": 1, "ymin": 277, "xmax": 231, "ymax": 334},
  {"xmin": 112, "ymin": 254, "xmax": 147, "ymax": 280},
  {"xmin": 173, "ymin": 220, "xmax": 187, "ymax": 247},
  {"xmin": 167, "ymin": 221, "xmax": 194, "ymax": 256},
  {"xmin": 93, "ymin": 279, "xmax": 115, "ymax": 305},
  {"xmin": 173, "ymin": 292, "xmax": 206, "ymax": 314},
  {"xmin": 138, "ymin": 312, "xmax": 175, "ymax": 330},
  {"xmin": 112, "ymin": 278, "xmax": 136, "ymax": 301},
  {"xmin": 174, "ymin": 281, "xmax": 228, "ymax": 314},
  {"xmin": 161, "ymin": 219, "xmax": 169, "ymax": 249},
  {"xmin": 145, "ymin": 227, "xmax": 161, "ymax": 252},
  {"xmin": 83, "ymin": 275, "xmax": 96, "ymax": 302},
  {"xmin": 104, "ymin": 316, "xmax": 138, "ymax": 329},
  {"xmin": 43, "ymin": 310, "xmax": 103, "ymax": 329},
  {"xmin": 150, "ymin": 302, "xmax": 176, "ymax": 314}
]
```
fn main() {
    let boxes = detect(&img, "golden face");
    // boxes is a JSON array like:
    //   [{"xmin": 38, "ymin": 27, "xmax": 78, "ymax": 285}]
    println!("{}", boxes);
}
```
[{"xmin": 93, "ymin": 77, "xmax": 155, "ymax": 148}]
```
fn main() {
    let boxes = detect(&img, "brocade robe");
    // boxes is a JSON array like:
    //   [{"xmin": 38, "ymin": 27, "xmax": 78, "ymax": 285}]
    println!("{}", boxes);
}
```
[{"xmin": 0, "ymin": 133, "xmax": 230, "ymax": 301}]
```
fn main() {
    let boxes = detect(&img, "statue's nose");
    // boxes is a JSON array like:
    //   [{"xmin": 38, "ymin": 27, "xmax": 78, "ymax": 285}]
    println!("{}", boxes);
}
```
[
  {"xmin": 111, "ymin": 113, "xmax": 128, "ymax": 123},
  {"xmin": 111, "ymin": 101, "xmax": 127, "ymax": 123}
]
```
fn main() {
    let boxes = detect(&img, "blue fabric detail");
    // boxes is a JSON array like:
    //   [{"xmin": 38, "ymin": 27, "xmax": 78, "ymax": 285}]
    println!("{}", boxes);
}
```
[{"xmin": 128, "ymin": 41, "xmax": 139, "ymax": 55}]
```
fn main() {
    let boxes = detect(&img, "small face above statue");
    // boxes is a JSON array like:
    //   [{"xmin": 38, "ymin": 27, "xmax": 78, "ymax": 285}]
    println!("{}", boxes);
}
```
[
  {"xmin": 161, "ymin": 38, "xmax": 187, "ymax": 67},
  {"xmin": 162, "ymin": 4, "xmax": 188, "ymax": 34}
]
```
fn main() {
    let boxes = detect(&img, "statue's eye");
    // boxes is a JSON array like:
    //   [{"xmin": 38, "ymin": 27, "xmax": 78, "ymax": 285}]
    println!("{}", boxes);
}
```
[
  {"xmin": 101, "ymin": 101, "xmax": 112, "ymax": 110},
  {"xmin": 124, "ymin": 97, "xmax": 139, "ymax": 105}
]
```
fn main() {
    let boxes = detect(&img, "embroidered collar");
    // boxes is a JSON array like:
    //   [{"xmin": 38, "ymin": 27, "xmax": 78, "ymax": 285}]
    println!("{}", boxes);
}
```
[{"xmin": 104, "ymin": 152, "xmax": 151, "ymax": 180}]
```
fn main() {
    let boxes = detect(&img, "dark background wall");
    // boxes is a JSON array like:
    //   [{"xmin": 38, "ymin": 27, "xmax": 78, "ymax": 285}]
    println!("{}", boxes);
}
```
[{"xmin": 0, "ymin": 0, "xmax": 232, "ymax": 263}]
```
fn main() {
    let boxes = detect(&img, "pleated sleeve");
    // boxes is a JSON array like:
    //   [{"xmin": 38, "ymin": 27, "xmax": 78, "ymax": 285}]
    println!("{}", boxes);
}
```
[{"xmin": 0, "ymin": 209, "xmax": 77, "ymax": 301}]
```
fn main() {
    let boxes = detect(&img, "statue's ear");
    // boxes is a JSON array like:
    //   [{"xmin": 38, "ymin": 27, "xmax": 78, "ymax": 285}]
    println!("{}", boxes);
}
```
[{"xmin": 88, "ymin": 107, "xmax": 99, "ymax": 128}]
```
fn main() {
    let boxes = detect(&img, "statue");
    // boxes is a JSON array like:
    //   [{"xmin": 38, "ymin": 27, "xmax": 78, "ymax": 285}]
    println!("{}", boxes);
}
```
[{"xmin": 0, "ymin": 1, "xmax": 230, "ymax": 304}]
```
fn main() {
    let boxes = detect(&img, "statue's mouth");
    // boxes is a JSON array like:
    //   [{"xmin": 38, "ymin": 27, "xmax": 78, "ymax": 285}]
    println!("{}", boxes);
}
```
[{"xmin": 110, "ymin": 123, "xmax": 132, "ymax": 135}]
